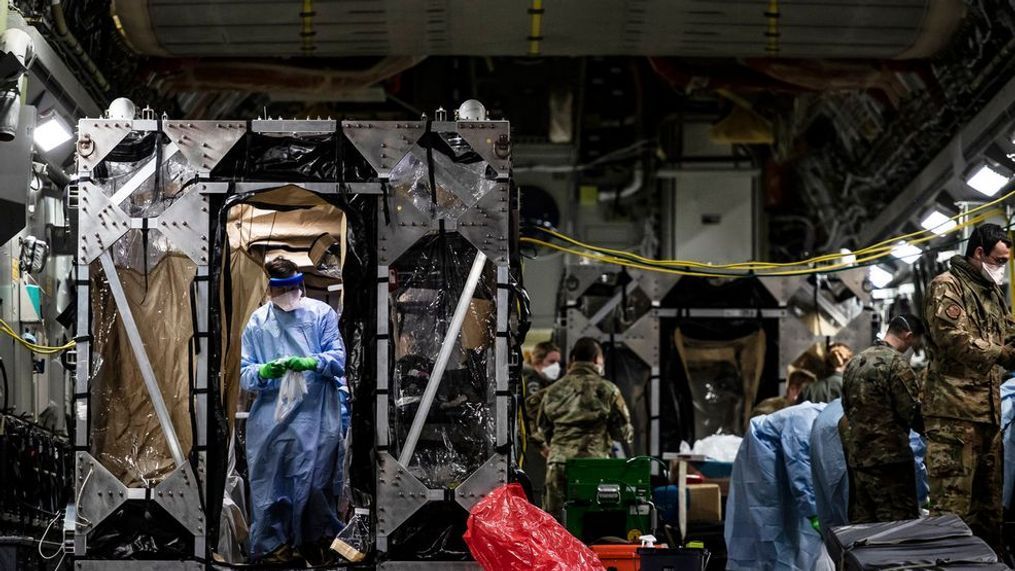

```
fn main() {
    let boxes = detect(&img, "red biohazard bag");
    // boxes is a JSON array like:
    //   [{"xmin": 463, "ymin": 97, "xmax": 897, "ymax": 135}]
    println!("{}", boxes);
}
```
[{"xmin": 463, "ymin": 483, "xmax": 605, "ymax": 571}]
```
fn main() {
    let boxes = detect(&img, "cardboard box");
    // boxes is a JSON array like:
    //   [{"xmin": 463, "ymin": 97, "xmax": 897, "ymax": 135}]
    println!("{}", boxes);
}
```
[
  {"xmin": 686, "ymin": 483, "xmax": 722, "ymax": 524},
  {"xmin": 703, "ymin": 477, "xmax": 730, "ymax": 497}
]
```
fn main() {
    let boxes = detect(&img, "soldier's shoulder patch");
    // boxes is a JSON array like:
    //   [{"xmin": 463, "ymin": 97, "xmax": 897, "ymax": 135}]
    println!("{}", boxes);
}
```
[{"xmin": 945, "ymin": 304, "xmax": 962, "ymax": 320}]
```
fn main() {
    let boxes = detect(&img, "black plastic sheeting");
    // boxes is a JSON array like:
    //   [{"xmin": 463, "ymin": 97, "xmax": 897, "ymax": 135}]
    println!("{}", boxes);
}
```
[
  {"xmin": 86, "ymin": 503, "xmax": 191, "ymax": 560},
  {"xmin": 211, "ymin": 132, "xmax": 374, "ymax": 182},
  {"xmin": 386, "ymin": 503, "xmax": 471, "ymax": 561},
  {"xmin": 828, "ymin": 514, "xmax": 1003, "ymax": 570}
]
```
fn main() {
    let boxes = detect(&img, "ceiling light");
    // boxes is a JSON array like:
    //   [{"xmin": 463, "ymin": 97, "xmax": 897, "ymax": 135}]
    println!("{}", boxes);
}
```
[
  {"xmin": 869, "ymin": 265, "xmax": 894, "ymax": 289},
  {"xmin": 891, "ymin": 242, "xmax": 922, "ymax": 264},
  {"xmin": 965, "ymin": 162, "xmax": 1011, "ymax": 197},
  {"xmin": 33, "ymin": 116, "xmax": 72, "ymax": 152},
  {"xmin": 920, "ymin": 210, "xmax": 957, "ymax": 236}
]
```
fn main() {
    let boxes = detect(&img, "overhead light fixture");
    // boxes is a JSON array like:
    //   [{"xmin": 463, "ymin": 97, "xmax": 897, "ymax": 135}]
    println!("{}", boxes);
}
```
[
  {"xmin": 965, "ymin": 162, "xmax": 1012, "ymax": 197},
  {"xmin": 869, "ymin": 265, "xmax": 894, "ymax": 289},
  {"xmin": 33, "ymin": 115, "xmax": 72, "ymax": 152},
  {"xmin": 891, "ymin": 242, "xmax": 922, "ymax": 264},
  {"xmin": 920, "ymin": 210, "xmax": 957, "ymax": 236}
]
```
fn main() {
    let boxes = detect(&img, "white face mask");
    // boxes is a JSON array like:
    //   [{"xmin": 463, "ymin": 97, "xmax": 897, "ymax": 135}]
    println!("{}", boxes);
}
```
[
  {"xmin": 541, "ymin": 362, "xmax": 561, "ymax": 380},
  {"xmin": 271, "ymin": 289, "xmax": 302, "ymax": 312},
  {"xmin": 982, "ymin": 260, "xmax": 1006, "ymax": 285},
  {"xmin": 596, "ymin": 363, "xmax": 605, "ymax": 376}
]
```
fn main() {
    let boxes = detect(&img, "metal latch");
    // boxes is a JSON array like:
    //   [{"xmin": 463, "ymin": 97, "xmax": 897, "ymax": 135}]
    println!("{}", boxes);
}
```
[{"xmin": 596, "ymin": 483, "xmax": 621, "ymax": 504}]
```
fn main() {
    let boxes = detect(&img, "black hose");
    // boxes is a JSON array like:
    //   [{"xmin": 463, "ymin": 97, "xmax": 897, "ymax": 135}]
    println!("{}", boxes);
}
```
[{"xmin": 1, "ymin": 358, "xmax": 8, "ymax": 412}]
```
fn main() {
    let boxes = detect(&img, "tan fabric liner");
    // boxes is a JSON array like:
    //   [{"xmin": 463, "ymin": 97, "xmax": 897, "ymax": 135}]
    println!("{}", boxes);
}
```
[{"xmin": 674, "ymin": 329, "xmax": 766, "ymax": 434}]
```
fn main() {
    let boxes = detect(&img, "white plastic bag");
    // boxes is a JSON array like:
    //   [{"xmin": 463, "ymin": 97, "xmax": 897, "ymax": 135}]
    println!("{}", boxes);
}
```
[{"xmin": 275, "ymin": 369, "xmax": 308, "ymax": 422}]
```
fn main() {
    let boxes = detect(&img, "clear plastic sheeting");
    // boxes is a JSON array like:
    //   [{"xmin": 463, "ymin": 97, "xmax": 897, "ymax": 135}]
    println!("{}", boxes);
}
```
[
  {"xmin": 674, "ymin": 329, "xmax": 765, "ymax": 438},
  {"xmin": 389, "ymin": 233, "xmax": 496, "ymax": 488},
  {"xmin": 88, "ymin": 254, "xmax": 196, "ymax": 487},
  {"xmin": 389, "ymin": 139, "xmax": 498, "ymax": 220},
  {"xmin": 94, "ymin": 148, "xmax": 197, "ymax": 273},
  {"xmin": 215, "ymin": 435, "xmax": 250, "ymax": 564},
  {"xmin": 86, "ymin": 143, "xmax": 201, "ymax": 487},
  {"xmin": 99, "ymin": 150, "xmax": 194, "ymax": 218}
]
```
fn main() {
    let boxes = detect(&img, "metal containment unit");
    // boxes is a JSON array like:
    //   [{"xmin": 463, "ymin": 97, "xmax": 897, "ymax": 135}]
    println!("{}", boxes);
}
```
[
  {"xmin": 560, "ymin": 263, "xmax": 873, "ymax": 448},
  {"xmin": 67, "ymin": 103, "xmax": 523, "ymax": 569}
]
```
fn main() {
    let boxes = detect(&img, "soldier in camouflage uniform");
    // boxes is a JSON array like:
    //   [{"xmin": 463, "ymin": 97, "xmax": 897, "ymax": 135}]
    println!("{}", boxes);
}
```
[
  {"xmin": 840, "ymin": 314, "xmax": 925, "ymax": 523},
  {"xmin": 537, "ymin": 337, "xmax": 633, "ymax": 520},
  {"xmin": 923, "ymin": 223, "xmax": 1015, "ymax": 550}
]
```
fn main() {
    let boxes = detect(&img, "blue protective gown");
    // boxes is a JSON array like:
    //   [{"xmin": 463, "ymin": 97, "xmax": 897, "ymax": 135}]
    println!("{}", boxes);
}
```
[
  {"xmin": 1001, "ymin": 379, "xmax": 1015, "ymax": 509},
  {"xmin": 810, "ymin": 400, "xmax": 850, "ymax": 531},
  {"xmin": 725, "ymin": 402, "xmax": 830, "ymax": 571},
  {"xmin": 809, "ymin": 398, "xmax": 929, "ymax": 532},
  {"xmin": 241, "ymin": 297, "xmax": 346, "ymax": 560}
]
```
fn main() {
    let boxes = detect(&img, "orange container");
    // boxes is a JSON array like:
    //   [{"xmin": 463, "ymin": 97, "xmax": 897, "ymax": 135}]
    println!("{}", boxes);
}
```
[{"xmin": 591, "ymin": 544, "xmax": 641, "ymax": 571}]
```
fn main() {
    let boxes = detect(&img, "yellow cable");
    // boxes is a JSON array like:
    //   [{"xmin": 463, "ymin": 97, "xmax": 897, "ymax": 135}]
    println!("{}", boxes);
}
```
[
  {"xmin": 531, "ymin": 210, "xmax": 998, "ymax": 275},
  {"xmin": 522, "ymin": 228, "xmax": 987, "ymax": 278},
  {"xmin": 0, "ymin": 320, "xmax": 75, "ymax": 355},
  {"xmin": 538, "ymin": 208, "xmax": 995, "ymax": 270}
]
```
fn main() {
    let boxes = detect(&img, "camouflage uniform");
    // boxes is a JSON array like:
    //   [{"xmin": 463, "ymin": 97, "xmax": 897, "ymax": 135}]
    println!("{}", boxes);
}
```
[
  {"xmin": 536, "ymin": 362, "xmax": 633, "ymax": 520},
  {"xmin": 923, "ymin": 255, "xmax": 1015, "ymax": 549},
  {"xmin": 800, "ymin": 372, "xmax": 843, "ymax": 404},
  {"xmin": 520, "ymin": 364, "xmax": 552, "ymax": 503},
  {"xmin": 840, "ymin": 341, "xmax": 922, "ymax": 523}
]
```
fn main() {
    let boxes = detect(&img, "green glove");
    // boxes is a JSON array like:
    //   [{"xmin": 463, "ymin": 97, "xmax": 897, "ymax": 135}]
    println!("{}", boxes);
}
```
[
  {"xmin": 287, "ymin": 356, "xmax": 319, "ymax": 372},
  {"xmin": 809, "ymin": 516, "xmax": 821, "ymax": 533},
  {"xmin": 259, "ymin": 358, "xmax": 288, "ymax": 380}
]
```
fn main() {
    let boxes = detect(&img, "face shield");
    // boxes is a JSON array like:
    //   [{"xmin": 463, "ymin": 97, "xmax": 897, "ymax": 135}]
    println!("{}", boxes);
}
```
[{"xmin": 268, "ymin": 272, "xmax": 304, "ymax": 311}]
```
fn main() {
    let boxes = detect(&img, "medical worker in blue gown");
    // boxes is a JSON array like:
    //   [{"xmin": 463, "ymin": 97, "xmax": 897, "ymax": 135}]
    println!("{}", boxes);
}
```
[
  {"xmin": 241, "ymin": 256, "xmax": 347, "ymax": 562},
  {"xmin": 725, "ymin": 402, "xmax": 834, "ymax": 571}
]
